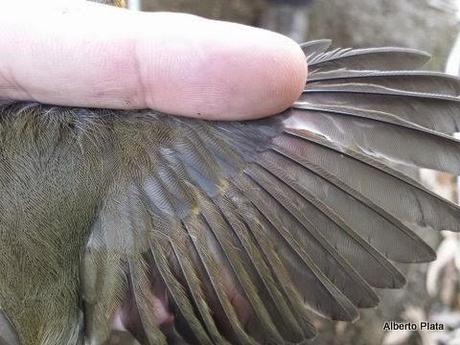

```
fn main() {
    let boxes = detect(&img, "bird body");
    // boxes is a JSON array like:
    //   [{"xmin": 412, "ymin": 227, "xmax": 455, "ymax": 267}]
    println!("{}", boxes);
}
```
[{"xmin": 2, "ymin": 36, "xmax": 460, "ymax": 345}]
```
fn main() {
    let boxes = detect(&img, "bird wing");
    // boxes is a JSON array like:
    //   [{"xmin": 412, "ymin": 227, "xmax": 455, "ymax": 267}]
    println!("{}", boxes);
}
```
[
  {"xmin": 77, "ymin": 40, "xmax": 460, "ymax": 345},
  {"xmin": 2, "ymin": 40, "xmax": 460, "ymax": 345}
]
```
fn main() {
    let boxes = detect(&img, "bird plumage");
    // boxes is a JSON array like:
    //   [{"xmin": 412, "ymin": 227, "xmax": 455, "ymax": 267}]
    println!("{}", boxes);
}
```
[{"xmin": 1, "ymin": 39, "xmax": 460, "ymax": 345}]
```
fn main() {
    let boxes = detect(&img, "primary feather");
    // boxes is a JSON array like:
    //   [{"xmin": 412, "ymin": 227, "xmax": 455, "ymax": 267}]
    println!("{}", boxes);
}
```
[{"xmin": 1, "ymin": 40, "xmax": 460, "ymax": 345}]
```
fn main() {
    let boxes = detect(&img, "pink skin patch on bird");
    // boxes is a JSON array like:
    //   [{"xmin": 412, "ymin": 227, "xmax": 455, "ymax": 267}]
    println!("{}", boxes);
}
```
[{"xmin": 111, "ymin": 268, "xmax": 252, "ymax": 335}]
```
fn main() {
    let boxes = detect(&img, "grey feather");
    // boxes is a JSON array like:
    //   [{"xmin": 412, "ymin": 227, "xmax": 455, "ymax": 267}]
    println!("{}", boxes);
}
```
[
  {"xmin": 308, "ymin": 70, "xmax": 460, "ymax": 96},
  {"xmin": 308, "ymin": 47, "xmax": 431, "ymax": 71},
  {"xmin": 300, "ymin": 39, "xmax": 332, "ymax": 59},
  {"xmin": 286, "ymin": 107, "xmax": 460, "ymax": 173}
]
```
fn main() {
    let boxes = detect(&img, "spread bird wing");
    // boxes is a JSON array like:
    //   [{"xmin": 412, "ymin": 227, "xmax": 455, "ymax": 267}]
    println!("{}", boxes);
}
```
[
  {"xmin": 79, "ymin": 40, "xmax": 460, "ymax": 345},
  {"xmin": 2, "ymin": 40, "xmax": 460, "ymax": 345}
]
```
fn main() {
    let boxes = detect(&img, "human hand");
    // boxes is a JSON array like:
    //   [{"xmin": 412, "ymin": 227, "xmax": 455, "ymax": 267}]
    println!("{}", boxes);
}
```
[{"xmin": 0, "ymin": 0, "xmax": 308, "ymax": 120}]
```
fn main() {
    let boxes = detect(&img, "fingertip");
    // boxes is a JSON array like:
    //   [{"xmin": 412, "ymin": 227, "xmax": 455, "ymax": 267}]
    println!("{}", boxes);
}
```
[
  {"xmin": 135, "ymin": 16, "xmax": 308, "ymax": 120},
  {"xmin": 244, "ymin": 33, "xmax": 308, "ymax": 120},
  {"xmin": 209, "ymin": 28, "xmax": 309, "ymax": 120}
]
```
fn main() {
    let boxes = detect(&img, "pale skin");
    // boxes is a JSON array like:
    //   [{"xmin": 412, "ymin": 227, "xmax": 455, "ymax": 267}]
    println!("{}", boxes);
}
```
[{"xmin": 0, "ymin": 0, "xmax": 308, "ymax": 120}]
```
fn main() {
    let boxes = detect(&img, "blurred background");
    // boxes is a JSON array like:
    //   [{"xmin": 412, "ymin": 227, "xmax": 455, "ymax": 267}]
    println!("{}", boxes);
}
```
[{"xmin": 112, "ymin": 1, "xmax": 460, "ymax": 344}]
